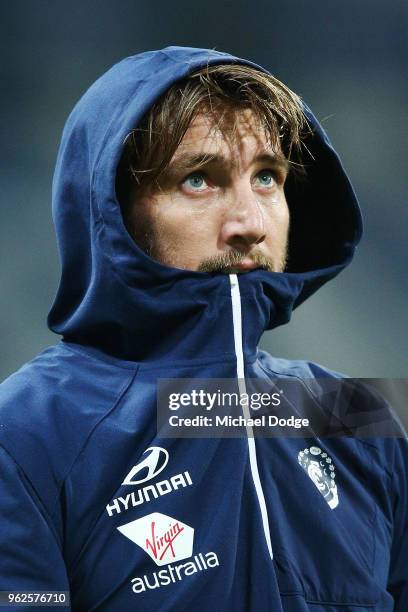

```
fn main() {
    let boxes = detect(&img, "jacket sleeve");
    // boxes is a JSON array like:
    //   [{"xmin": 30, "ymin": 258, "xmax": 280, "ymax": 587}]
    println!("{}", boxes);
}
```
[
  {"xmin": 387, "ymin": 436, "xmax": 408, "ymax": 610},
  {"xmin": 0, "ymin": 445, "xmax": 70, "ymax": 608}
]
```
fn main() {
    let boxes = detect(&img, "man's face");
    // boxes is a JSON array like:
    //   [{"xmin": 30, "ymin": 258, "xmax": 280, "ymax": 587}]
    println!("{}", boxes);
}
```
[{"xmin": 126, "ymin": 108, "xmax": 290, "ymax": 273}]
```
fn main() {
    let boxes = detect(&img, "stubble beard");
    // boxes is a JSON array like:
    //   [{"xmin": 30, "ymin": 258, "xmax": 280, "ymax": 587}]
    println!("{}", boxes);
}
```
[
  {"xmin": 197, "ymin": 246, "xmax": 288, "ymax": 273},
  {"xmin": 147, "ymin": 237, "xmax": 288, "ymax": 274},
  {"xmin": 133, "ymin": 224, "xmax": 288, "ymax": 274}
]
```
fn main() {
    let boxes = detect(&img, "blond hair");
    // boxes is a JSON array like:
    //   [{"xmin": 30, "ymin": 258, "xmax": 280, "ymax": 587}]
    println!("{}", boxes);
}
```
[{"xmin": 117, "ymin": 63, "xmax": 308, "ymax": 204}]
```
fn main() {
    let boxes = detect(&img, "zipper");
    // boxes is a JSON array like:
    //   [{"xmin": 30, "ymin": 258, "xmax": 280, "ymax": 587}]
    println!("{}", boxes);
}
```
[{"xmin": 229, "ymin": 274, "xmax": 274, "ymax": 560}]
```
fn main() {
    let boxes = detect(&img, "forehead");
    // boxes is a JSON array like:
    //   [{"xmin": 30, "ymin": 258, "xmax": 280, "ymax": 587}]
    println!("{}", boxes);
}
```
[{"xmin": 172, "ymin": 108, "xmax": 281, "ymax": 161}]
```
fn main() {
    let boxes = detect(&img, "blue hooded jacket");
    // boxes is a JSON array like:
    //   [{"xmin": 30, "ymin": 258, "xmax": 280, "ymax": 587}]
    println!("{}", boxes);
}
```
[{"xmin": 0, "ymin": 46, "xmax": 407, "ymax": 611}]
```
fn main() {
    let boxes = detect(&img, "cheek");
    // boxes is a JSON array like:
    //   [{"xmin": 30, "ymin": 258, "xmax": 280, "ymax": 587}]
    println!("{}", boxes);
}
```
[
  {"xmin": 282, "ymin": 204, "xmax": 290, "ymax": 237},
  {"xmin": 155, "ymin": 194, "xmax": 222, "ymax": 239},
  {"xmin": 264, "ymin": 200, "xmax": 290, "ymax": 243}
]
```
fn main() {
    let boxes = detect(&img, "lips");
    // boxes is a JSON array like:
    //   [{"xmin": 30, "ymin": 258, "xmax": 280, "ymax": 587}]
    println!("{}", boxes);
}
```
[{"xmin": 226, "ymin": 259, "xmax": 260, "ymax": 272}]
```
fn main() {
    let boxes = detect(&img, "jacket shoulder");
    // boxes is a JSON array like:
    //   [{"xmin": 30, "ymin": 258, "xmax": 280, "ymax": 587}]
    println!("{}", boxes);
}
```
[
  {"xmin": 0, "ymin": 342, "xmax": 136, "ymax": 513},
  {"xmin": 256, "ymin": 349, "xmax": 346, "ymax": 380},
  {"xmin": 256, "ymin": 349, "xmax": 407, "ymax": 442}
]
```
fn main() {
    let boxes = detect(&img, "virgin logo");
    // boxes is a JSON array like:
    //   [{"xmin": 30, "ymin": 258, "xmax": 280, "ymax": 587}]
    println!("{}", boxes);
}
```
[
  {"xmin": 122, "ymin": 447, "xmax": 169, "ymax": 486},
  {"xmin": 146, "ymin": 520, "xmax": 184, "ymax": 562},
  {"xmin": 117, "ymin": 512, "xmax": 194, "ymax": 566}
]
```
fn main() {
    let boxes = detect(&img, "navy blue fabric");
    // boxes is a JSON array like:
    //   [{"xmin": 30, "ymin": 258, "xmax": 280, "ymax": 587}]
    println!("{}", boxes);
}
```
[{"xmin": 0, "ymin": 47, "xmax": 406, "ymax": 611}]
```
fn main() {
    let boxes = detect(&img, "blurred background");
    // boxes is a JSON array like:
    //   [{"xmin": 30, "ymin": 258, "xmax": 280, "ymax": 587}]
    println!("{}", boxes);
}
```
[{"xmin": 1, "ymin": 0, "xmax": 407, "ymax": 382}]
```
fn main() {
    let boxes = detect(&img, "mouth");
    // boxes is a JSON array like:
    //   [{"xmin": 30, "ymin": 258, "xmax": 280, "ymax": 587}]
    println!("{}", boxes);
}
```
[
  {"xmin": 225, "ymin": 259, "xmax": 261, "ymax": 273},
  {"xmin": 198, "ymin": 252, "xmax": 273, "ymax": 274}
]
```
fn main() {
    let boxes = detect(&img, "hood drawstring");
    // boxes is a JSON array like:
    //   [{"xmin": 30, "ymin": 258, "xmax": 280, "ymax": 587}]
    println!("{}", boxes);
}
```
[{"xmin": 229, "ymin": 273, "xmax": 273, "ymax": 560}]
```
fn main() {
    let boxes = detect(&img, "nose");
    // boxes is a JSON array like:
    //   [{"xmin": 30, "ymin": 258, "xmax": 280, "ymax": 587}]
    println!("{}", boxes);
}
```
[{"xmin": 219, "ymin": 183, "xmax": 266, "ymax": 253}]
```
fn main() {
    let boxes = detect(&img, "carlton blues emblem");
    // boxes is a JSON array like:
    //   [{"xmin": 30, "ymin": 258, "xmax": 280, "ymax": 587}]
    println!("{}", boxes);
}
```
[{"xmin": 298, "ymin": 446, "xmax": 339, "ymax": 509}]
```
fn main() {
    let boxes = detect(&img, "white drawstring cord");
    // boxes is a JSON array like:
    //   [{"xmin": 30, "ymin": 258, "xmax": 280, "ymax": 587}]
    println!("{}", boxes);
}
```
[{"xmin": 229, "ymin": 274, "xmax": 273, "ymax": 560}]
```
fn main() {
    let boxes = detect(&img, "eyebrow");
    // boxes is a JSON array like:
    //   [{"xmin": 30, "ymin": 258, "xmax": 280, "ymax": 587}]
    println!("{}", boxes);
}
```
[{"xmin": 166, "ymin": 151, "xmax": 290, "ymax": 176}]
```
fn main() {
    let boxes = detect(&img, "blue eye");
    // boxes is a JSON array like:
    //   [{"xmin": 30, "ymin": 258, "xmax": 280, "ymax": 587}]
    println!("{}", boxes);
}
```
[
  {"xmin": 183, "ymin": 172, "xmax": 207, "ymax": 191},
  {"xmin": 255, "ymin": 170, "xmax": 275, "ymax": 187}
]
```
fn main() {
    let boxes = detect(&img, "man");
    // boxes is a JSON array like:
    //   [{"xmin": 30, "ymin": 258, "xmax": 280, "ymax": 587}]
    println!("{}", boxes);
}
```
[{"xmin": 0, "ymin": 46, "xmax": 406, "ymax": 611}]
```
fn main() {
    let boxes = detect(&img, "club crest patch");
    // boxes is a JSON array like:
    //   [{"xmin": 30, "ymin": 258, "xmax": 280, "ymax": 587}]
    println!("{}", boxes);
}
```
[{"xmin": 298, "ymin": 446, "xmax": 339, "ymax": 509}]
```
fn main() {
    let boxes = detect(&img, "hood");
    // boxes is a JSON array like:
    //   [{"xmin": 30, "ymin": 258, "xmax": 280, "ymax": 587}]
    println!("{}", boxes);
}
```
[{"xmin": 47, "ymin": 46, "xmax": 362, "ymax": 363}]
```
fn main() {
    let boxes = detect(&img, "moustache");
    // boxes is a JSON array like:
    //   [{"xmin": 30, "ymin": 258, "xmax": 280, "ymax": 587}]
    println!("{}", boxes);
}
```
[{"xmin": 197, "ymin": 249, "xmax": 277, "ymax": 273}]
